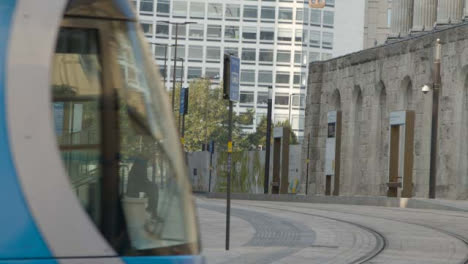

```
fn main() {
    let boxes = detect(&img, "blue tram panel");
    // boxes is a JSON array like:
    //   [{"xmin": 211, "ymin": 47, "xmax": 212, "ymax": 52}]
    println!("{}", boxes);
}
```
[{"xmin": 0, "ymin": 0, "xmax": 203, "ymax": 263}]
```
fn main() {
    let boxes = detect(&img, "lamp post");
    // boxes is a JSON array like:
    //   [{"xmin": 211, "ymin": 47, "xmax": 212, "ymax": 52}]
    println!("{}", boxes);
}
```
[
  {"xmin": 264, "ymin": 86, "xmax": 273, "ymax": 194},
  {"xmin": 428, "ymin": 38, "xmax": 442, "ymax": 199},
  {"xmin": 160, "ymin": 21, "xmax": 196, "ymax": 112}
]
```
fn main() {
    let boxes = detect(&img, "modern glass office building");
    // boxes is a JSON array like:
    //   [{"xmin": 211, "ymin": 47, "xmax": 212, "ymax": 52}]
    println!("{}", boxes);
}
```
[{"xmin": 132, "ymin": 0, "xmax": 335, "ymax": 141}]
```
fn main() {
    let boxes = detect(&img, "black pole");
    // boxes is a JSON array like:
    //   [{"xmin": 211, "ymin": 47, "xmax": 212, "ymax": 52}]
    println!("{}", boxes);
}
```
[
  {"xmin": 429, "ymin": 39, "xmax": 441, "ymax": 199},
  {"xmin": 171, "ymin": 24, "xmax": 179, "ymax": 111},
  {"xmin": 209, "ymin": 148, "xmax": 213, "ymax": 192},
  {"xmin": 264, "ymin": 86, "xmax": 273, "ymax": 194},
  {"xmin": 226, "ymin": 100, "xmax": 233, "ymax": 250},
  {"xmin": 163, "ymin": 44, "xmax": 168, "ymax": 87},
  {"xmin": 305, "ymin": 133, "xmax": 310, "ymax": 195}
]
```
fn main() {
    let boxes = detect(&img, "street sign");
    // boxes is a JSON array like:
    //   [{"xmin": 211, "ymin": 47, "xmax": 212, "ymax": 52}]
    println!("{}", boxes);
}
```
[
  {"xmin": 208, "ymin": 140, "xmax": 215, "ymax": 154},
  {"xmin": 179, "ymin": 87, "xmax": 189, "ymax": 114},
  {"xmin": 223, "ymin": 55, "xmax": 240, "ymax": 102},
  {"xmin": 229, "ymin": 56, "xmax": 240, "ymax": 102},
  {"xmin": 390, "ymin": 111, "xmax": 406, "ymax": 125}
]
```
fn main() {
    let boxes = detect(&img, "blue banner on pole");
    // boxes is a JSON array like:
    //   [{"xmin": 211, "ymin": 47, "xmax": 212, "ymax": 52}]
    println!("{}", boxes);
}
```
[
  {"xmin": 180, "ymin": 87, "xmax": 187, "ymax": 114},
  {"xmin": 229, "ymin": 56, "xmax": 240, "ymax": 102}
]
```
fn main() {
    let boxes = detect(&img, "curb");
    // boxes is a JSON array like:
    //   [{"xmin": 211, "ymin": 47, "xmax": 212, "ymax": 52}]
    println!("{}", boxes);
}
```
[{"xmin": 197, "ymin": 192, "xmax": 468, "ymax": 213}]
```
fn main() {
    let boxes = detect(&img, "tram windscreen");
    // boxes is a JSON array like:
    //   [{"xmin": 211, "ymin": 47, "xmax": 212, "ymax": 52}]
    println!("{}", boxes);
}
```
[{"xmin": 51, "ymin": 23, "xmax": 199, "ymax": 256}]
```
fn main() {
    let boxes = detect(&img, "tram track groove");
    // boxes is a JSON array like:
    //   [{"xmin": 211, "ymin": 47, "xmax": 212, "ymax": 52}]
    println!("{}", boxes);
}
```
[
  {"xmin": 244, "ymin": 201, "xmax": 468, "ymax": 264},
  {"xmin": 199, "ymin": 198, "xmax": 387, "ymax": 264}
]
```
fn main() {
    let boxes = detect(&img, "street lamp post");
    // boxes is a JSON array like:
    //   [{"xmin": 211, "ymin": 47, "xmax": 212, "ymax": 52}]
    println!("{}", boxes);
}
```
[
  {"xmin": 428, "ymin": 39, "xmax": 442, "ymax": 199},
  {"xmin": 264, "ymin": 86, "xmax": 273, "ymax": 194},
  {"xmin": 160, "ymin": 21, "xmax": 196, "ymax": 112}
]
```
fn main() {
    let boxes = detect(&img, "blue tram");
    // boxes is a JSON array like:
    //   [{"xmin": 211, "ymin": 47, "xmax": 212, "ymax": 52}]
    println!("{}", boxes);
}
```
[{"xmin": 0, "ymin": 0, "xmax": 202, "ymax": 263}]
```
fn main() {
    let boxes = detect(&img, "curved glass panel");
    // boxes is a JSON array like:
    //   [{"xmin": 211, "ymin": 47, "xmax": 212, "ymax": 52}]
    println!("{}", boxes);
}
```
[{"xmin": 51, "ymin": 21, "xmax": 199, "ymax": 256}]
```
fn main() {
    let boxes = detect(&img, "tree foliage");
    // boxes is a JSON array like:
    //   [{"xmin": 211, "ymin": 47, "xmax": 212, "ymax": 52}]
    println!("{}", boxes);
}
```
[
  {"xmin": 246, "ymin": 117, "xmax": 299, "ymax": 150},
  {"xmin": 169, "ymin": 79, "xmax": 254, "ymax": 152}
]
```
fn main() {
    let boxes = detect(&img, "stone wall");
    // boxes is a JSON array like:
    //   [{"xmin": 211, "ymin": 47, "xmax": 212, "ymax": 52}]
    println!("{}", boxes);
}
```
[{"xmin": 302, "ymin": 24, "xmax": 468, "ymax": 199}]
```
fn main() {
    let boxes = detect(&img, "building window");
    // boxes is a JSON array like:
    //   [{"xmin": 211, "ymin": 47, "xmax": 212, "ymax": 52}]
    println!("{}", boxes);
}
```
[
  {"xmin": 291, "ymin": 94, "xmax": 305, "ymax": 108},
  {"xmin": 225, "ymin": 4, "xmax": 241, "ymax": 20},
  {"xmin": 140, "ymin": 0, "xmax": 154, "ymax": 13},
  {"xmin": 322, "ymin": 32, "xmax": 333, "ymax": 49},
  {"xmin": 276, "ymin": 50, "xmax": 291, "ymax": 64},
  {"xmin": 140, "ymin": 22, "xmax": 153, "ymax": 36},
  {"xmin": 295, "ymin": 8, "xmax": 303, "ymax": 22},
  {"xmin": 260, "ymin": 28, "xmax": 274, "ymax": 42},
  {"xmin": 172, "ymin": 1, "xmax": 187, "ymax": 17},
  {"xmin": 294, "ymin": 51, "xmax": 301, "ymax": 64},
  {"xmin": 303, "ymin": 8, "xmax": 309, "ymax": 24},
  {"xmin": 170, "ymin": 66, "xmax": 183, "ymax": 79},
  {"xmin": 258, "ymin": 70, "xmax": 273, "ymax": 84},
  {"xmin": 205, "ymin": 67, "xmax": 220, "ymax": 80},
  {"xmin": 155, "ymin": 45, "xmax": 167, "ymax": 59},
  {"xmin": 261, "ymin": 6, "xmax": 275, "ymax": 21},
  {"xmin": 243, "ymin": 5, "xmax": 258, "ymax": 21},
  {"xmin": 240, "ymin": 91, "xmax": 255, "ymax": 104},
  {"xmin": 278, "ymin": 7, "xmax": 293, "ymax": 21},
  {"xmin": 206, "ymin": 46, "xmax": 221, "ymax": 62},
  {"xmin": 188, "ymin": 45, "xmax": 203, "ymax": 61},
  {"xmin": 171, "ymin": 45, "xmax": 186, "ymax": 60},
  {"xmin": 310, "ymin": 9, "xmax": 321, "ymax": 26},
  {"xmin": 156, "ymin": 24, "xmax": 169, "ymax": 38},
  {"xmin": 259, "ymin": 49, "xmax": 273, "ymax": 64},
  {"xmin": 275, "ymin": 93, "xmax": 289, "ymax": 106},
  {"xmin": 241, "ymin": 48, "xmax": 256, "ymax": 63},
  {"xmin": 188, "ymin": 67, "xmax": 202, "ymax": 80},
  {"xmin": 323, "ymin": 11, "xmax": 334, "ymax": 27},
  {"xmin": 171, "ymin": 24, "xmax": 186, "ymax": 39},
  {"xmin": 277, "ymin": 28, "xmax": 292, "ymax": 42},
  {"xmin": 276, "ymin": 72, "xmax": 290, "ymax": 84},
  {"xmin": 309, "ymin": 51, "xmax": 320, "ymax": 62},
  {"xmin": 208, "ymin": 3, "xmax": 223, "ymax": 19},
  {"xmin": 326, "ymin": 0, "xmax": 335, "ymax": 7},
  {"xmin": 293, "ymin": 72, "xmax": 301, "ymax": 85},
  {"xmin": 301, "ymin": 72, "xmax": 307, "ymax": 87},
  {"xmin": 310, "ymin": 30, "xmax": 321, "ymax": 47},
  {"xmin": 242, "ymin": 27, "xmax": 257, "ymax": 42},
  {"xmin": 291, "ymin": 115, "xmax": 305, "ymax": 130},
  {"xmin": 295, "ymin": 29, "xmax": 303, "ymax": 42},
  {"xmin": 189, "ymin": 24, "xmax": 204, "ymax": 39},
  {"xmin": 224, "ymin": 47, "xmax": 238, "ymax": 57},
  {"xmin": 225, "ymin": 26, "xmax": 240, "ymax": 41},
  {"xmin": 190, "ymin": 2, "xmax": 205, "ymax": 18},
  {"xmin": 257, "ymin": 92, "xmax": 268, "ymax": 105},
  {"xmin": 207, "ymin": 25, "xmax": 222, "ymax": 40},
  {"xmin": 156, "ymin": 0, "xmax": 169, "ymax": 15},
  {"xmin": 241, "ymin": 69, "xmax": 255, "ymax": 83}
]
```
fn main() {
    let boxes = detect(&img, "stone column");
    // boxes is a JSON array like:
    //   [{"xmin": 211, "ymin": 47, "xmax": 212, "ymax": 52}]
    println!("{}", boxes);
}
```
[
  {"xmin": 390, "ymin": 0, "xmax": 414, "ymax": 38},
  {"xmin": 437, "ymin": 0, "xmax": 463, "ymax": 25},
  {"xmin": 412, "ymin": 0, "xmax": 437, "ymax": 31}
]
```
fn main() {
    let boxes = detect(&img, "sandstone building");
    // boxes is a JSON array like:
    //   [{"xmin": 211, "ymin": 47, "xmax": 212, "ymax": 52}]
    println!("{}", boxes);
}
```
[{"xmin": 302, "ymin": 0, "xmax": 468, "ymax": 199}]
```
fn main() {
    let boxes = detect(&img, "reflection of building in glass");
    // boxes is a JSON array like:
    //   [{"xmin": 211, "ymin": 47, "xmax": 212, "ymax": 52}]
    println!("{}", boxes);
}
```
[{"xmin": 132, "ymin": 0, "xmax": 339, "ymax": 141}]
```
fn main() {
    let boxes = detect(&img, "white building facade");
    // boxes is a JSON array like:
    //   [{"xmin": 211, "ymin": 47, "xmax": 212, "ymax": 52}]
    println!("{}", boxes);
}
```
[{"xmin": 132, "ymin": 0, "xmax": 336, "ymax": 140}]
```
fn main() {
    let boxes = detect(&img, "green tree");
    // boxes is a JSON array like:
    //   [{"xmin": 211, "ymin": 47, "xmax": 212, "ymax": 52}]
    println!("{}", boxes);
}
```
[
  {"xmin": 246, "ymin": 117, "xmax": 299, "ymax": 150},
  {"xmin": 169, "ymin": 78, "xmax": 253, "ymax": 152}
]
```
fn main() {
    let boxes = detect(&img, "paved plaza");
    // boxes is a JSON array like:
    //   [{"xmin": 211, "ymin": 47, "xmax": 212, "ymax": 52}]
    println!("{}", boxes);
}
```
[{"xmin": 197, "ymin": 197, "xmax": 468, "ymax": 264}]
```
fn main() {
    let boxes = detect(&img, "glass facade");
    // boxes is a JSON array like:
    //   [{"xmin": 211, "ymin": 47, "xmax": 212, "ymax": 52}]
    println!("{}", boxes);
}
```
[{"xmin": 136, "ymin": 0, "xmax": 336, "ymax": 137}]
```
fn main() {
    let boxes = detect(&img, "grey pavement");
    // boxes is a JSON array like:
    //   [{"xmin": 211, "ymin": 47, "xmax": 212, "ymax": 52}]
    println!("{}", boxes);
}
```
[{"xmin": 197, "ymin": 197, "xmax": 468, "ymax": 264}]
